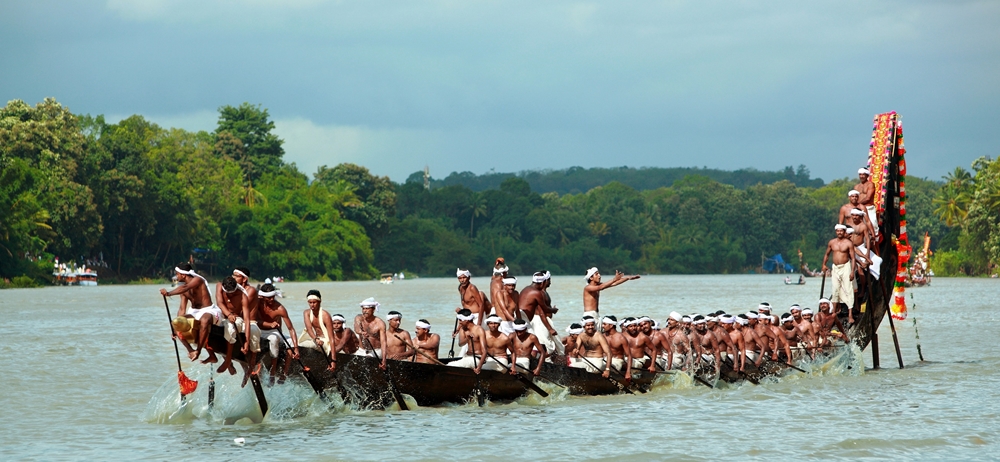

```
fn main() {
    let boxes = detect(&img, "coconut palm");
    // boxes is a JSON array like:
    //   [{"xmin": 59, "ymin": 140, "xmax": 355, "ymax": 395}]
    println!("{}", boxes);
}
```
[{"xmin": 468, "ymin": 193, "xmax": 487, "ymax": 238}]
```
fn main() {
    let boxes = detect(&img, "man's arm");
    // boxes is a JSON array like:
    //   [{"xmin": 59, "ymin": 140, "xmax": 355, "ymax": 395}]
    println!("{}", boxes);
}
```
[
  {"xmin": 822, "ymin": 243, "xmax": 832, "ymax": 269},
  {"xmin": 280, "ymin": 309, "xmax": 300, "ymax": 357},
  {"xmin": 531, "ymin": 335, "xmax": 547, "ymax": 376},
  {"xmin": 378, "ymin": 320, "xmax": 388, "ymax": 368},
  {"xmin": 597, "ymin": 334, "xmax": 612, "ymax": 378}
]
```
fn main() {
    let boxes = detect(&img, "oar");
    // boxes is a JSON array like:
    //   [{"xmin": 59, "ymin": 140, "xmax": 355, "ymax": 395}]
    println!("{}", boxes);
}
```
[
  {"xmin": 606, "ymin": 358, "xmax": 648, "ymax": 393},
  {"xmin": 363, "ymin": 337, "xmax": 408, "ymax": 410},
  {"xmin": 162, "ymin": 295, "xmax": 197, "ymax": 402},
  {"xmin": 307, "ymin": 334, "xmax": 351, "ymax": 405},
  {"xmin": 483, "ymin": 352, "xmax": 549, "ymax": 398},
  {"xmin": 467, "ymin": 335, "xmax": 487, "ymax": 406},
  {"xmin": 275, "ymin": 325, "xmax": 328, "ymax": 401},
  {"xmin": 393, "ymin": 334, "xmax": 446, "ymax": 365},
  {"xmin": 208, "ymin": 368, "xmax": 215, "ymax": 409},
  {"xmin": 819, "ymin": 271, "xmax": 827, "ymax": 299},
  {"xmin": 580, "ymin": 356, "xmax": 635, "ymax": 395},
  {"xmin": 723, "ymin": 356, "xmax": 760, "ymax": 385},
  {"xmin": 763, "ymin": 357, "xmax": 807, "ymax": 374},
  {"xmin": 654, "ymin": 355, "xmax": 713, "ymax": 388},
  {"xmin": 448, "ymin": 318, "xmax": 459, "ymax": 357}
]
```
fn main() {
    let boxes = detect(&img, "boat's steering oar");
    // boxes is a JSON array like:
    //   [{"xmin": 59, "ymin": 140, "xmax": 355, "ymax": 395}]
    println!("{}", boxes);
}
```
[
  {"xmin": 580, "ymin": 356, "xmax": 635, "ymax": 395},
  {"xmin": 362, "ymin": 337, "xmax": 408, "ymax": 410},
  {"xmin": 483, "ymin": 352, "xmax": 549, "ymax": 398},
  {"xmin": 162, "ymin": 295, "xmax": 198, "ymax": 402}
]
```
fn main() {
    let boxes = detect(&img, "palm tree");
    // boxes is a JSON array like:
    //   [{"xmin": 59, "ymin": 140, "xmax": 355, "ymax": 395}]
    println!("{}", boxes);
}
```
[
  {"xmin": 468, "ymin": 193, "xmax": 487, "ymax": 238},
  {"xmin": 944, "ymin": 167, "xmax": 972, "ymax": 191},
  {"xmin": 932, "ymin": 188, "xmax": 970, "ymax": 227}
]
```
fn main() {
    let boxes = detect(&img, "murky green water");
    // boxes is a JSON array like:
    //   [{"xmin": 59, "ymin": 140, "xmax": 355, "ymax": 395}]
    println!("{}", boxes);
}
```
[{"xmin": 1, "ymin": 275, "xmax": 996, "ymax": 460}]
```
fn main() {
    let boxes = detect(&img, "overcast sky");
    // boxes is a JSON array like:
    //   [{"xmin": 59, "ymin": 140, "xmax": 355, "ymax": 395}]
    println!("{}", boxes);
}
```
[{"xmin": 2, "ymin": 1, "xmax": 997, "ymax": 183}]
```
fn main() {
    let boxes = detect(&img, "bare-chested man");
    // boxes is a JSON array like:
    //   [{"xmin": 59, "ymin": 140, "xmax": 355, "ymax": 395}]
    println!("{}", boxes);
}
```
[
  {"xmin": 849, "ymin": 209, "xmax": 882, "ymax": 281},
  {"xmin": 824, "ymin": 224, "xmax": 858, "ymax": 323},
  {"xmin": 354, "ymin": 297, "xmax": 389, "ymax": 369},
  {"xmin": 760, "ymin": 314, "xmax": 794, "ymax": 365},
  {"xmin": 839, "ymin": 190, "xmax": 872, "ymax": 228},
  {"xmin": 722, "ymin": 315, "xmax": 748, "ymax": 372},
  {"xmin": 815, "ymin": 298, "xmax": 850, "ymax": 347},
  {"xmin": 601, "ymin": 316, "xmax": 632, "ymax": 380},
  {"xmin": 325, "ymin": 313, "xmax": 359, "ymax": 371},
  {"xmin": 489, "ymin": 257, "xmax": 509, "ymax": 315},
  {"xmin": 583, "ymin": 267, "xmax": 640, "ymax": 319},
  {"xmin": 572, "ymin": 318, "xmax": 612, "ymax": 377},
  {"xmin": 563, "ymin": 322, "xmax": 584, "ymax": 366},
  {"xmin": 854, "ymin": 167, "xmax": 879, "ymax": 237},
  {"xmin": 510, "ymin": 319, "xmax": 546, "ymax": 376},
  {"xmin": 214, "ymin": 276, "xmax": 244, "ymax": 375},
  {"xmin": 736, "ymin": 315, "xmax": 765, "ymax": 368},
  {"xmin": 257, "ymin": 283, "xmax": 300, "ymax": 384},
  {"xmin": 382, "ymin": 311, "xmax": 412, "ymax": 361},
  {"xmin": 457, "ymin": 268, "xmax": 491, "ymax": 326},
  {"xmin": 493, "ymin": 275, "xmax": 521, "ymax": 334},
  {"xmin": 690, "ymin": 316, "xmax": 722, "ymax": 376},
  {"xmin": 410, "ymin": 319, "xmax": 440, "ymax": 364},
  {"xmin": 161, "ymin": 263, "xmax": 220, "ymax": 363},
  {"xmin": 449, "ymin": 309, "xmax": 488, "ymax": 374},
  {"xmin": 480, "ymin": 315, "xmax": 515, "ymax": 373},
  {"xmin": 654, "ymin": 312, "xmax": 690, "ymax": 371},
  {"xmin": 520, "ymin": 271, "xmax": 564, "ymax": 355},
  {"xmin": 779, "ymin": 313, "xmax": 814, "ymax": 361},
  {"xmin": 230, "ymin": 267, "xmax": 262, "ymax": 385},
  {"xmin": 299, "ymin": 289, "xmax": 334, "ymax": 359},
  {"xmin": 798, "ymin": 308, "xmax": 820, "ymax": 349},
  {"xmin": 708, "ymin": 314, "xmax": 737, "ymax": 360},
  {"xmin": 622, "ymin": 318, "xmax": 658, "ymax": 374}
]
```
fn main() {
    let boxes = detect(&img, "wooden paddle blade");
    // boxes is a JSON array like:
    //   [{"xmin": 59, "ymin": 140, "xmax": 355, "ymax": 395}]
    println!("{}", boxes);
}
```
[
  {"xmin": 517, "ymin": 374, "xmax": 549, "ymax": 397},
  {"xmin": 249, "ymin": 373, "xmax": 269, "ymax": 419},
  {"xmin": 178, "ymin": 371, "xmax": 198, "ymax": 396}
]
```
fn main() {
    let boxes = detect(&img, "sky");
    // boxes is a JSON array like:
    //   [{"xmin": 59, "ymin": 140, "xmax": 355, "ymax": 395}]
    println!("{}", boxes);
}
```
[{"xmin": 2, "ymin": 1, "xmax": 997, "ymax": 183}]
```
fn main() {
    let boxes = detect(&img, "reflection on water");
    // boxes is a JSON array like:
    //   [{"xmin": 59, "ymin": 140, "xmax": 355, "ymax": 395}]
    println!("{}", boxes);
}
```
[{"xmin": 1, "ymin": 275, "xmax": 998, "ymax": 459}]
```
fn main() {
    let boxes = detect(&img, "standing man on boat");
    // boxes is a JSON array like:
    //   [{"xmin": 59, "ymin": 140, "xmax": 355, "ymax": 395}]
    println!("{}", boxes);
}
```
[
  {"xmin": 520, "ymin": 271, "xmax": 564, "ymax": 356},
  {"xmin": 355, "ymin": 298, "xmax": 389, "ymax": 369},
  {"xmin": 412, "ymin": 319, "xmax": 440, "ymax": 364},
  {"xmin": 849, "ymin": 209, "xmax": 881, "ymax": 279},
  {"xmin": 382, "ymin": 311, "xmax": 412, "ymax": 361},
  {"xmin": 823, "ymin": 224, "xmax": 857, "ymax": 325},
  {"xmin": 583, "ymin": 267, "xmax": 639, "ymax": 320},
  {"xmin": 449, "ymin": 309, "xmax": 488, "ymax": 374},
  {"xmin": 572, "ymin": 318, "xmax": 612, "ymax": 377},
  {"xmin": 838, "ymin": 190, "xmax": 873, "ymax": 229},
  {"xmin": 326, "ymin": 313, "xmax": 359, "ymax": 371},
  {"xmin": 257, "ymin": 283, "xmax": 300, "ymax": 384},
  {"xmin": 510, "ymin": 319, "xmax": 546, "ymax": 376},
  {"xmin": 161, "ymin": 263, "xmax": 220, "ymax": 363},
  {"xmin": 299, "ymin": 289, "xmax": 335, "ymax": 360},
  {"xmin": 490, "ymin": 258, "xmax": 509, "ymax": 317},
  {"xmin": 602, "ymin": 316, "xmax": 632, "ymax": 380},
  {"xmin": 457, "ymin": 269, "xmax": 491, "ymax": 326},
  {"xmin": 214, "ymin": 276, "xmax": 244, "ymax": 375},
  {"xmin": 854, "ymin": 168, "xmax": 880, "ymax": 237}
]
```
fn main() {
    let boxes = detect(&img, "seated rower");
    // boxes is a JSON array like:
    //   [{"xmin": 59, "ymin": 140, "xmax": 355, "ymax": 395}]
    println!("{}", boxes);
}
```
[
  {"xmin": 383, "ymin": 311, "xmax": 413, "ymax": 361},
  {"xmin": 572, "ymin": 317, "xmax": 612, "ymax": 377},
  {"xmin": 299, "ymin": 289, "xmax": 334, "ymax": 358},
  {"xmin": 602, "ymin": 316, "xmax": 633, "ymax": 380},
  {"xmin": 779, "ymin": 313, "xmax": 814, "ymax": 361},
  {"xmin": 257, "ymin": 283, "xmax": 300, "ymax": 384},
  {"xmin": 654, "ymin": 312, "xmax": 689, "ymax": 371},
  {"xmin": 622, "ymin": 317, "xmax": 658, "ymax": 374},
  {"xmin": 722, "ymin": 315, "xmax": 748, "ymax": 372},
  {"xmin": 563, "ymin": 323, "xmax": 584, "ymax": 367},
  {"xmin": 691, "ymin": 315, "xmax": 722, "ymax": 376},
  {"xmin": 160, "ymin": 263, "xmax": 220, "ymax": 363},
  {"xmin": 480, "ymin": 315, "xmax": 514, "ymax": 372},
  {"xmin": 325, "ymin": 313, "xmax": 359, "ymax": 371},
  {"xmin": 354, "ymin": 298, "xmax": 388, "ymax": 368},
  {"xmin": 736, "ymin": 315, "xmax": 764, "ymax": 368},
  {"xmin": 412, "ymin": 319, "xmax": 440, "ymax": 364},
  {"xmin": 215, "ymin": 276, "xmax": 245, "ymax": 375},
  {"xmin": 815, "ymin": 298, "xmax": 849, "ymax": 346},
  {"xmin": 448, "ymin": 309, "xmax": 488, "ymax": 374},
  {"xmin": 510, "ymin": 319, "xmax": 546, "ymax": 376}
]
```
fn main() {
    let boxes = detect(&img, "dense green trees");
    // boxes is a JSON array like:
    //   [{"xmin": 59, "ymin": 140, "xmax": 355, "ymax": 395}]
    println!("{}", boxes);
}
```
[{"xmin": 930, "ymin": 157, "xmax": 1000, "ymax": 275}]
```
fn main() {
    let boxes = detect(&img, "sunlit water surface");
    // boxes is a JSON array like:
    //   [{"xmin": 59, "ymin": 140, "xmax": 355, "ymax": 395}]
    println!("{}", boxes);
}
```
[{"xmin": 1, "ymin": 275, "xmax": 996, "ymax": 460}]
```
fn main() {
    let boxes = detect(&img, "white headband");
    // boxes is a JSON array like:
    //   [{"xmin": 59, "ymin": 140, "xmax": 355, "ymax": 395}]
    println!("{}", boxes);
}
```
[
  {"xmin": 360, "ymin": 297, "xmax": 380, "ymax": 312},
  {"xmin": 850, "ymin": 209, "xmax": 865, "ymax": 216},
  {"xmin": 567, "ymin": 326, "xmax": 584, "ymax": 335},
  {"xmin": 692, "ymin": 318, "xmax": 706, "ymax": 325},
  {"xmin": 415, "ymin": 320, "xmax": 431, "ymax": 329},
  {"xmin": 457, "ymin": 313, "xmax": 475, "ymax": 321},
  {"xmin": 781, "ymin": 316, "xmax": 794, "ymax": 323},
  {"xmin": 721, "ymin": 316, "xmax": 735, "ymax": 324},
  {"xmin": 502, "ymin": 277, "xmax": 517, "ymax": 285},
  {"xmin": 640, "ymin": 316, "xmax": 652, "ymax": 323},
  {"xmin": 386, "ymin": 313, "xmax": 401, "ymax": 321},
  {"xmin": 802, "ymin": 308, "xmax": 813, "ymax": 315},
  {"xmin": 232, "ymin": 269, "xmax": 248, "ymax": 278},
  {"xmin": 485, "ymin": 315, "xmax": 502, "ymax": 324},
  {"xmin": 848, "ymin": 189, "xmax": 860, "ymax": 196},
  {"xmin": 258, "ymin": 290, "xmax": 278, "ymax": 298},
  {"xmin": 745, "ymin": 312, "xmax": 759, "ymax": 319},
  {"xmin": 306, "ymin": 294, "xmax": 321, "ymax": 301},
  {"xmin": 790, "ymin": 304, "xmax": 801, "ymax": 311},
  {"xmin": 846, "ymin": 228, "xmax": 855, "ymax": 234},
  {"xmin": 175, "ymin": 267, "xmax": 196, "ymax": 276},
  {"xmin": 582, "ymin": 318, "xmax": 596, "ymax": 325},
  {"xmin": 456, "ymin": 268, "xmax": 471, "ymax": 278},
  {"xmin": 532, "ymin": 271, "xmax": 551, "ymax": 283},
  {"xmin": 858, "ymin": 168, "xmax": 870, "ymax": 175},
  {"xmin": 835, "ymin": 224, "xmax": 848, "ymax": 231},
  {"xmin": 601, "ymin": 317, "xmax": 617, "ymax": 326},
  {"xmin": 758, "ymin": 303, "xmax": 771, "ymax": 311},
  {"xmin": 707, "ymin": 316, "xmax": 719, "ymax": 323},
  {"xmin": 585, "ymin": 267, "xmax": 599, "ymax": 281},
  {"xmin": 681, "ymin": 316, "xmax": 691, "ymax": 323},
  {"xmin": 669, "ymin": 311, "xmax": 682, "ymax": 322},
  {"xmin": 512, "ymin": 322, "xmax": 528, "ymax": 331},
  {"xmin": 493, "ymin": 265, "xmax": 509, "ymax": 275},
  {"xmin": 735, "ymin": 317, "xmax": 749, "ymax": 326},
  {"xmin": 331, "ymin": 315, "xmax": 346, "ymax": 322}
]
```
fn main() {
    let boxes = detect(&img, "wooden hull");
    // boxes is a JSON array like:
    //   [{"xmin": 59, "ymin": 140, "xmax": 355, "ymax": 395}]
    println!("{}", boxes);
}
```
[{"xmin": 539, "ymin": 361, "xmax": 656, "ymax": 395}]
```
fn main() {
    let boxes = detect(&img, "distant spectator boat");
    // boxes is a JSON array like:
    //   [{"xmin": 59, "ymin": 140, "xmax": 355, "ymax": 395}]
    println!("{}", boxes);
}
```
[{"xmin": 53, "ymin": 264, "xmax": 98, "ymax": 286}]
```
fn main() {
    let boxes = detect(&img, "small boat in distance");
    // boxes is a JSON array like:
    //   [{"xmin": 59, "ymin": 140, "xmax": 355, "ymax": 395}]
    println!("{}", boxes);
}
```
[
  {"xmin": 380, "ymin": 273, "xmax": 394, "ymax": 284},
  {"xmin": 53, "ymin": 263, "xmax": 98, "ymax": 286},
  {"xmin": 784, "ymin": 276, "xmax": 806, "ymax": 285}
]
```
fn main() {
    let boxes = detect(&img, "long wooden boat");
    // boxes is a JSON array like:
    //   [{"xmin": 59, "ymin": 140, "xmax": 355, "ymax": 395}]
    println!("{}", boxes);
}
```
[{"xmin": 538, "ymin": 360, "xmax": 656, "ymax": 395}]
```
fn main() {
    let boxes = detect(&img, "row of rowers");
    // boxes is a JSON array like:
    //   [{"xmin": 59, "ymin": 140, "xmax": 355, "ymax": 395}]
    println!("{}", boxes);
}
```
[{"xmin": 554, "ymin": 301, "xmax": 849, "ymax": 380}]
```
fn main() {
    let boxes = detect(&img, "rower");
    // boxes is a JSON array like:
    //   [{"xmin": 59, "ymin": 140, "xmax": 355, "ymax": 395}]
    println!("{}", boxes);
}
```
[
  {"xmin": 815, "ymin": 298, "xmax": 849, "ymax": 346},
  {"xmin": 798, "ymin": 308, "xmax": 819, "ymax": 348},
  {"xmin": 383, "ymin": 311, "xmax": 412, "ymax": 361},
  {"xmin": 510, "ymin": 319, "xmax": 546, "ymax": 376},
  {"xmin": 692, "ymin": 315, "xmax": 722, "ymax": 376},
  {"xmin": 757, "ymin": 303, "xmax": 772, "ymax": 318},
  {"xmin": 480, "ymin": 315, "xmax": 514, "ymax": 372},
  {"xmin": 214, "ymin": 276, "xmax": 244, "ymax": 375},
  {"xmin": 707, "ymin": 314, "xmax": 737, "ymax": 362},
  {"xmin": 160, "ymin": 263, "xmax": 220, "ymax": 363},
  {"xmin": 355, "ymin": 297, "xmax": 388, "ymax": 369},
  {"xmin": 750, "ymin": 311, "xmax": 779, "ymax": 360},
  {"xmin": 582, "ymin": 267, "xmax": 639, "ymax": 320},
  {"xmin": 448, "ymin": 309, "xmax": 488, "ymax": 374},
  {"xmin": 823, "ymin": 224, "xmax": 857, "ymax": 325},
  {"xmin": 736, "ymin": 315, "xmax": 764, "ymax": 368},
  {"xmin": 654, "ymin": 312, "xmax": 689, "ymax": 371},
  {"xmin": 232, "ymin": 267, "xmax": 262, "ymax": 387},
  {"xmin": 639, "ymin": 316, "xmax": 655, "ymax": 337},
  {"xmin": 572, "ymin": 318, "xmax": 612, "ymax": 377},
  {"xmin": 326, "ymin": 313, "xmax": 359, "ymax": 371},
  {"xmin": 412, "ymin": 319, "xmax": 440, "ymax": 364},
  {"xmin": 563, "ymin": 323, "xmax": 584, "ymax": 367},
  {"xmin": 520, "ymin": 271, "xmax": 563, "ymax": 356},
  {"xmin": 457, "ymin": 268, "xmax": 490, "ymax": 326},
  {"xmin": 622, "ymin": 317, "xmax": 658, "ymax": 373},
  {"xmin": 602, "ymin": 316, "xmax": 632, "ymax": 380},
  {"xmin": 722, "ymin": 315, "xmax": 748, "ymax": 372},
  {"xmin": 299, "ymin": 289, "xmax": 334, "ymax": 360},
  {"xmin": 779, "ymin": 313, "xmax": 813, "ymax": 361},
  {"xmin": 760, "ymin": 314, "xmax": 793, "ymax": 364},
  {"xmin": 257, "ymin": 283, "xmax": 300, "ymax": 384}
]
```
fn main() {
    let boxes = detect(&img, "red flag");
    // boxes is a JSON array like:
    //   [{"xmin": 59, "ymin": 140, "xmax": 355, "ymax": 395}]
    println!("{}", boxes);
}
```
[{"xmin": 178, "ymin": 371, "xmax": 198, "ymax": 396}]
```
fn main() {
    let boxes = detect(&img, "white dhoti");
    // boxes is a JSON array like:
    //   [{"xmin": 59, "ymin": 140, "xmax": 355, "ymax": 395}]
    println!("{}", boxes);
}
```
[
  {"xmin": 829, "ymin": 262, "xmax": 855, "ymax": 307},
  {"xmin": 745, "ymin": 350, "xmax": 760, "ymax": 363},
  {"xmin": 498, "ymin": 321, "xmax": 516, "ymax": 335},
  {"xmin": 247, "ymin": 322, "xmax": 261, "ymax": 353},
  {"xmin": 856, "ymin": 244, "xmax": 882, "ymax": 280},
  {"xmin": 187, "ymin": 304, "xmax": 222, "ymax": 325},
  {"xmin": 447, "ymin": 355, "xmax": 483, "ymax": 369},
  {"xmin": 656, "ymin": 354, "xmax": 686, "ymax": 370},
  {"xmin": 528, "ymin": 315, "xmax": 565, "ymax": 355},
  {"xmin": 261, "ymin": 328, "xmax": 289, "ymax": 357},
  {"xmin": 572, "ymin": 356, "xmax": 606, "ymax": 373},
  {"xmin": 355, "ymin": 348, "xmax": 382, "ymax": 358},
  {"xmin": 866, "ymin": 205, "xmax": 879, "ymax": 235},
  {"xmin": 221, "ymin": 317, "xmax": 244, "ymax": 344}
]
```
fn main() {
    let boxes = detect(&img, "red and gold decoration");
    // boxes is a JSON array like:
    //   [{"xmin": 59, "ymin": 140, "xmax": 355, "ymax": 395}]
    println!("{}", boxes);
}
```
[{"xmin": 868, "ymin": 112, "xmax": 910, "ymax": 321}]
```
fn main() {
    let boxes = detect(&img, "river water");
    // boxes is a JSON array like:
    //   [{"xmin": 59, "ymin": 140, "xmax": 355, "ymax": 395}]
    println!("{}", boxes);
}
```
[{"xmin": 1, "ymin": 275, "xmax": 997, "ymax": 460}]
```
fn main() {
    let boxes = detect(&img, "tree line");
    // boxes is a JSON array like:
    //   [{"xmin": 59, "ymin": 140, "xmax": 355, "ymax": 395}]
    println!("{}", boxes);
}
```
[{"xmin": 2, "ymin": 99, "xmax": 995, "ymax": 286}]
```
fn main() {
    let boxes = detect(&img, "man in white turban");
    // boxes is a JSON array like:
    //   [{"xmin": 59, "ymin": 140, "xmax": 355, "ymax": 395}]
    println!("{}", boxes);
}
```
[{"xmin": 582, "ymin": 267, "xmax": 640, "ymax": 320}]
